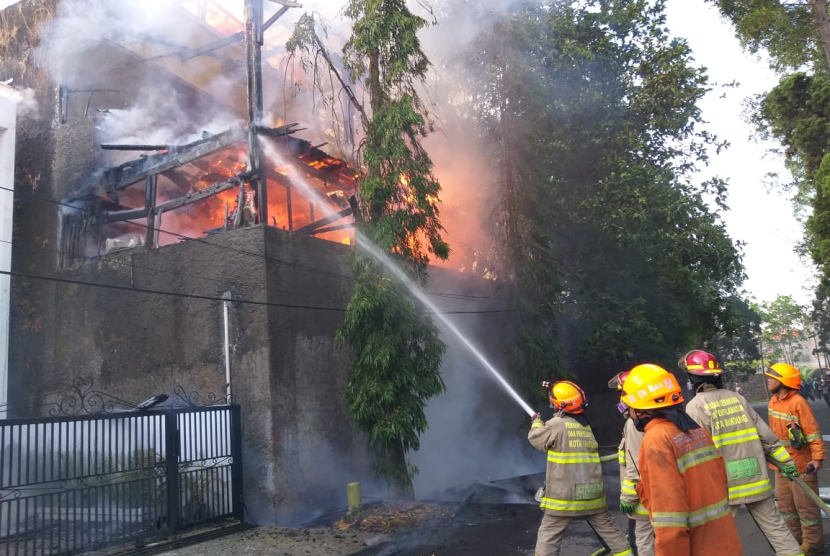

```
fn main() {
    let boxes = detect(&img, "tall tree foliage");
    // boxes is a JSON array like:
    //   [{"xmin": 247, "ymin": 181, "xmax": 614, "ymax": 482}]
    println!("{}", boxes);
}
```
[
  {"xmin": 755, "ymin": 295, "xmax": 807, "ymax": 365},
  {"xmin": 287, "ymin": 1, "xmax": 449, "ymax": 496},
  {"xmin": 811, "ymin": 284, "xmax": 830, "ymax": 367},
  {"xmin": 457, "ymin": 0, "xmax": 744, "ymax": 375},
  {"xmin": 754, "ymin": 72, "xmax": 830, "ymax": 287},
  {"xmin": 718, "ymin": 295, "xmax": 762, "ymax": 375},
  {"xmin": 704, "ymin": 0, "xmax": 830, "ymax": 74}
]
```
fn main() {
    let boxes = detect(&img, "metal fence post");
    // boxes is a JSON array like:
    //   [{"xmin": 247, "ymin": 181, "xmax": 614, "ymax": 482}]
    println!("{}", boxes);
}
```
[
  {"xmin": 164, "ymin": 411, "xmax": 181, "ymax": 532},
  {"xmin": 230, "ymin": 405, "xmax": 244, "ymax": 522}
]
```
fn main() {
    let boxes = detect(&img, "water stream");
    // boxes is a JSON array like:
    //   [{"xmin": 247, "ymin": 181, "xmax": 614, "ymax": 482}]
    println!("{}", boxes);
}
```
[{"xmin": 263, "ymin": 140, "xmax": 536, "ymax": 416}]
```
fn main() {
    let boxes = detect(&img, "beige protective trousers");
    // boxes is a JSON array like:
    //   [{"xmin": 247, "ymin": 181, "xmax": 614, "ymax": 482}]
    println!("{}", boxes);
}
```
[
  {"xmin": 775, "ymin": 470, "xmax": 824, "ymax": 550},
  {"xmin": 633, "ymin": 519, "xmax": 655, "ymax": 556},
  {"xmin": 534, "ymin": 510, "xmax": 633, "ymax": 556},
  {"xmin": 729, "ymin": 495, "xmax": 803, "ymax": 556}
]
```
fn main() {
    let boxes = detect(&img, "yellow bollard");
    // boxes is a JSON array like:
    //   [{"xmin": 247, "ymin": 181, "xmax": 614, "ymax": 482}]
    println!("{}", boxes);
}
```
[{"xmin": 347, "ymin": 482, "xmax": 362, "ymax": 513}]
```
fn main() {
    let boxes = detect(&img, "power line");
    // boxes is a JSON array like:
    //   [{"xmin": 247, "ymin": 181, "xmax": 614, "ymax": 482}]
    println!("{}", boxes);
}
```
[
  {"xmin": 4, "ymin": 185, "xmax": 359, "ymax": 284},
  {"xmin": 0, "ymin": 239, "xmax": 353, "ymax": 307},
  {"xmin": 1, "ymin": 269, "xmax": 516, "ymax": 315},
  {"xmin": 5, "ymin": 185, "xmax": 517, "ymax": 304}
]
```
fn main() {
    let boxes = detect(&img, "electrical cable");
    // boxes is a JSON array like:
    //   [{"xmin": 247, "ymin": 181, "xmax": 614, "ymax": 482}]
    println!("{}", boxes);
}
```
[
  {"xmin": 0, "ymin": 269, "xmax": 517, "ymax": 315},
  {"xmin": 0, "ymin": 239, "xmax": 515, "ymax": 313},
  {"xmin": 2, "ymin": 185, "xmax": 516, "ymax": 305},
  {"xmin": 0, "ymin": 239, "xmax": 353, "ymax": 307}
]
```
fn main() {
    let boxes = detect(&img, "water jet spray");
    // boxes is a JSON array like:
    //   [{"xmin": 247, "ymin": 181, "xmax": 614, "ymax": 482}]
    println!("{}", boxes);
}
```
[{"xmin": 262, "ymin": 139, "xmax": 535, "ymax": 416}]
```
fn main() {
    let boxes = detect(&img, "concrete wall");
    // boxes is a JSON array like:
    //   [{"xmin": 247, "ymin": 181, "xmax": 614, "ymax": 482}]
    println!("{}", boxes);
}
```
[{"xmin": 6, "ymin": 225, "xmax": 385, "ymax": 525}]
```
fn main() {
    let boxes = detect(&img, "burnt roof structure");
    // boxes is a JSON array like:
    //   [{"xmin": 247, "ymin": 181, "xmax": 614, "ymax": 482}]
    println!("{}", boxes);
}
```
[{"xmin": 58, "ymin": 0, "xmax": 358, "ymax": 267}]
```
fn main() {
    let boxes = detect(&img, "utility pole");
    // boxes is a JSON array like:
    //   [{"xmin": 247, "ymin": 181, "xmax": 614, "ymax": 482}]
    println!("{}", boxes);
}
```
[
  {"xmin": 809, "ymin": 0, "xmax": 830, "ymax": 73},
  {"xmin": 758, "ymin": 333, "xmax": 770, "ymax": 400}
]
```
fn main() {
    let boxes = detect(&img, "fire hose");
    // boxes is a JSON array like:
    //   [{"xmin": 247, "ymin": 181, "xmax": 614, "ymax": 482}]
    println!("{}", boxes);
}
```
[{"xmin": 766, "ymin": 456, "xmax": 830, "ymax": 518}]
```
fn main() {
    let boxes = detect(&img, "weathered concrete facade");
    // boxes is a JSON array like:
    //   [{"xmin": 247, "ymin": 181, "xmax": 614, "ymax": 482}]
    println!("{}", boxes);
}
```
[{"xmin": 8, "ymin": 224, "xmax": 383, "ymax": 524}]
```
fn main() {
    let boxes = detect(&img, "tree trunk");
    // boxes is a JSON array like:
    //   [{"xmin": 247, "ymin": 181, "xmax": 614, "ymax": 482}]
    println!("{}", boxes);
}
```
[
  {"xmin": 809, "ymin": 0, "xmax": 830, "ymax": 73},
  {"xmin": 384, "ymin": 440, "xmax": 413, "ymax": 499}
]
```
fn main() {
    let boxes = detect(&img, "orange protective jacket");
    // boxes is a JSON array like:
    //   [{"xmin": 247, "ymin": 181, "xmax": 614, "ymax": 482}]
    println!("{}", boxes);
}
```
[
  {"xmin": 768, "ymin": 389, "xmax": 825, "ymax": 472},
  {"xmin": 636, "ymin": 418, "xmax": 743, "ymax": 556}
]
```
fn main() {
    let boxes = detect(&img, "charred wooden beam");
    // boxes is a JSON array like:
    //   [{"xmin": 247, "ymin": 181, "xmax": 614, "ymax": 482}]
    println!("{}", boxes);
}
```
[
  {"xmin": 154, "ymin": 178, "xmax": 242, "ymax": 213},
  {"xmin": 308, "ymin": 223, "xmax": 354, "ymax": 235},
  {"xmin": 100, "ymin": 124, "xmax": 299, "ymax": 194},
  {"xmin": 100, "ymin": 144, "xmax": 170, "ymax": 151},
  {"xmin": 166, "ymin": 5, "xmax": 290, "ymax": 62},
  {"xmin": 246, "ymin": 0, "xmax": 267, "ymax": 225},
  {"xmin": 294, "ymin": 207, "xmax": 353, "ymax": 235},
  {"xmin": 101, "ymin": 175, "xmax": 158, "ymax": 224},
  {"xmin": 101, "ymin": 128, "xmax": 245, "ymax": 194},
  {"xmin": 254, "ymin": 123, "xmax": 301, "ymax": 137}
]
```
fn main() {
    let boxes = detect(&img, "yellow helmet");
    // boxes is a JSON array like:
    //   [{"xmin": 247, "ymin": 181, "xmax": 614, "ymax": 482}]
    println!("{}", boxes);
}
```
[
  {"xmin": 548, "ymin": 380, "xmax": 587, "ymax": 414},
  {"xmin": 621, "ymin": 364, "xmax": 684, "ymax": 410},
  {"xmin": 764, "ymin": 363, "xmax": 801, "ymax": 390}
]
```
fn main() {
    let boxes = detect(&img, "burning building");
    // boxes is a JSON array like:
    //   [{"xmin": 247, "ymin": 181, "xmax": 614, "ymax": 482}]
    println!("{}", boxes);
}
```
[
  {"xmin": 0, "ymin": 0, "xmax": 535, "ymax": 528},
  {"xmin": 0, "ymin": 0, "xmax": 378, "ymax": 525}
]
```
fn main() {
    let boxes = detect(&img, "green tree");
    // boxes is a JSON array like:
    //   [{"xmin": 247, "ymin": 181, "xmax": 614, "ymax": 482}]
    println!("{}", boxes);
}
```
[
  {"xmin": 703, "ymin": 0, "xmax": 830, "ymax": 74},
  {"xmin": 718, "ymin": 295, "xmax": 762, "ymax": 376},
  {"xmin": 755, "ymin": 295, "xmax": 807, "ymax": 365},
  {"xmin": 287, "ymin": 2, "xmax": 449, "ymax": 497},
  {"xmin": 454, "ymin": 0, "xmax": 744, "ymax": 375},
  {"xmin": 811, "ymin": 284, "xmax": 830, "ymax": 367}
]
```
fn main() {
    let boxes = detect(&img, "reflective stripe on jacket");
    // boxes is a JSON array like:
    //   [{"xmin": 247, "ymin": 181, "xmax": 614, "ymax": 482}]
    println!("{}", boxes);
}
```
[
  {"xmin": 685, "ymin": 385, "xmax": 793, "ymax": 505},
  {"xmin": 618, "ymin": 418, "xmax": 649, "ymax": 520},
  {"xmin": 529, "ymin": 414, "xmax": 607, "ymax": 516},
  {"xmin": 768, "ymin": 389, "xmax": 825, "ymax": 472},
  {"xmin": 636, "ymin": 418, "xmax": 744, "ymax": 556}
]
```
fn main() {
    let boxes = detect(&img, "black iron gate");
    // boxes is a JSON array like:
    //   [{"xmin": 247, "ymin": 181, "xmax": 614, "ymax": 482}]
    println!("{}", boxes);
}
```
[{"xmin": 0, "ymin": 404, "xmax": 242, "ymax": 556}]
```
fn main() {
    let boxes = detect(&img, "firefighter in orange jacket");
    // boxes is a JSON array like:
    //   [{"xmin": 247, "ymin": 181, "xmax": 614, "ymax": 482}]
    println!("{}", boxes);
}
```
[
  {"xmin": 529, "ymin": 381, "xmax": 632, "ymax": 556},
  {"xmin": 620, "ymin": 364, "xmax": 744, "ymax": 556},
  {"xmin": 766, "ymin": 363, "xmax": 826, "ymax": 555}
]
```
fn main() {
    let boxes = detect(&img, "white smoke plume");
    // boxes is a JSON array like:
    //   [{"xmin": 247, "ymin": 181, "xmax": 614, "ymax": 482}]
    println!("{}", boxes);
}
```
[{"xmin": 0, "ymin": 84, "xmax": 37, "ymax": 117}]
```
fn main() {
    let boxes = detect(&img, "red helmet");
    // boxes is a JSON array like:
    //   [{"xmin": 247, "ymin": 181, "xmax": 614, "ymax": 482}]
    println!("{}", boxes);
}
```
[
  {"xmin": 607, "ymin": 371, "xmax": 631, "ymax": 391},
  {"xmin": 679, "ymin": 350, "xmax": 721, "ymax": 376}
]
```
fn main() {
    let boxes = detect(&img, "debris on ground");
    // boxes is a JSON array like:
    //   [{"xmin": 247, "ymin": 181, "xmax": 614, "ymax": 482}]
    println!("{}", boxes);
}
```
[{"xmin": 333, "ymin": 501, "xmax": 454, "ymax": 534}]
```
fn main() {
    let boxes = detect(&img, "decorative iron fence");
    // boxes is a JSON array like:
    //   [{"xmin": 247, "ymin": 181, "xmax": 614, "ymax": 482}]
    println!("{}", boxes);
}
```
[{"xmin": 0, "ymin": 397, "xmax": 242, "ymax": 556}]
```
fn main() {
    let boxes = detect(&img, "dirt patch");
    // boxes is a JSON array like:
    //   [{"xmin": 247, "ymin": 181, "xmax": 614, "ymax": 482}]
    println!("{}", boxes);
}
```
[{"xmin": 157, "ymin": 526, "xmax": 389, "ymax": 556}]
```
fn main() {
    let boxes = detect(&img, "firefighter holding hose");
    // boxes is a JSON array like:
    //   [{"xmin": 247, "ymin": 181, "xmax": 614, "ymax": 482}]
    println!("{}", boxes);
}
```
[
  {"xmin": 620, "ymin": 364, "xmax": 744, "ymax": 556},
  {"xmin": 680, "ymin": 350, "xmax": 803, "ymax": 556},
  {"xmin": 766, "ymin": 363, "xmax": 827, "ymax": 555},
  {"xmin": 529, "ymin": 380, "xmax": 632, "ymax": 556},
  {"xmin": 609, "ymin": 370, "xmax": 655, "ymax": 556}
]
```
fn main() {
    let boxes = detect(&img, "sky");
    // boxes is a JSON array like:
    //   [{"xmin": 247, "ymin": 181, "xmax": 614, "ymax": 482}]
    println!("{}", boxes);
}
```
[
  {"xmin": 663, "ymin": 0, "xmax": 815, "ymax": 306},
  {"xmin": 0, "ymin": 0, "xmax": 816, "ymax": 306}
]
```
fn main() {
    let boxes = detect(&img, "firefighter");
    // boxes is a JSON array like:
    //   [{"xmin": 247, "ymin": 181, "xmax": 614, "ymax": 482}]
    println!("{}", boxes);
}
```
[
  {"xmin": 609, "ymin": 371, "xmax": 655, "ymax": 556},
  {"xmin": 529, "ymin": 380, "xmax": 632, "ymax": 556},
  {"xmin": 680, "ymin": 350, "xmax": 802, "ymax": 556},
  {"xmin": 620, "ymin": 363, "xmax": 744, "ymax": 556},
  {"xmin": 766, "ymin": 363, "xmax": 827, "ymax": 555}
]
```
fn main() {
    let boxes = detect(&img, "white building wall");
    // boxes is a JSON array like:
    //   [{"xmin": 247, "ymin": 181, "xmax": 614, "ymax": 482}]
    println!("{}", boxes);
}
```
[{"xmin": 0, "ymin": 84, "xmax": 16, "ymax": 419}]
